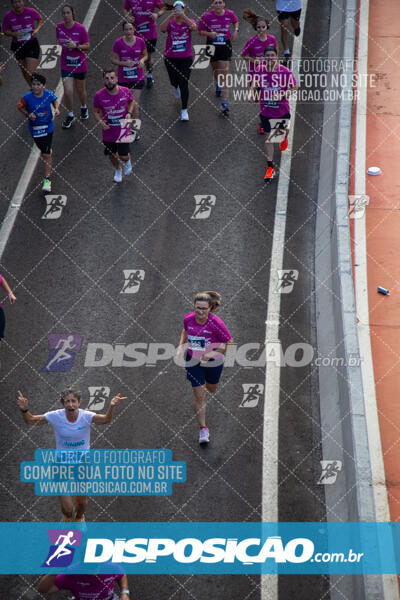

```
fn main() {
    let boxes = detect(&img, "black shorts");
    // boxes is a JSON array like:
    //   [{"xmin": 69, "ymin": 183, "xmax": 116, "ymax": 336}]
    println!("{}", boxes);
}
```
[
  {"xmin": 208, "ymin": 39, "xmax": 232, "ymax": 62},
  {"xmin": 33, "ymin": 132, "xmax": 53, "ymax": 154},
  {"xmin": 260, "ymin": 112, "xmax": 290, "ymax": 134},
  {"xmin": 0, "ymin": 306, "xmax": 5, "ymax": 340},
  {"xmin": 11, "ymin": 37, "xmax": 40, "ymax": 61},
  {"xmin": 118, "ymin": 79, "xmax": 145, "ymax": 90},
  {"xmin": 61, "ymin": 69, "xmax": 87, "ymax": 80},
  {"xmin": 277, "ymin": 9, "xmax": 301, "ymax": 21},
  {"xmin": 103, "ymin": 141, "xmax": 130, "ymax": 156},
  {"xmin": 145, "ymin": 38, "xmax": 157, "ymax": 54}
]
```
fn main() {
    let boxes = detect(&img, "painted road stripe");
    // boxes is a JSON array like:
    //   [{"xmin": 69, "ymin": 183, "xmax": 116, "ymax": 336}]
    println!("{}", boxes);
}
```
[
  {"xmin": 354, "ymin": 0, "xmax": 398, "ymax": 598},
  {"xmin": 261, "ymin": 3, "xmax": 308, "ymax": 599},
  {"xmin": 0, "ymin": 0, "xmax": 102, "ymax": 261}
]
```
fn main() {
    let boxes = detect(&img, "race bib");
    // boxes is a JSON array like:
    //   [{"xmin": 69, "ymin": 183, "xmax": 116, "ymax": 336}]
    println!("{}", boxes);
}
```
[
  {"xmin": 172, "ymin": 40, "xmax": 187, "ymax": 53},
  {"xmin": 188, "ymin": 336, "xmax": 206, "ymax": 352},
  {"xmin": 66, "ymin": 55, "xmax": 81, "ymax": 67},
  {"xmin": 123, "ymin": 66, "xmax": 138, "ymax": 79},
  {"xmin": 32, "ymin": 124, "xmax": 49, "ymax": 137},
  {"xmin": 263, "ymin": 89, "xmax": 279, "ymax": 108},
  {"xmin": 214, "ymin": 33, "xmax": 226, "ymax": 45},
  {"xmin": 136, "ymin": 22, "xmax": 150, "ymax": 33},
  {"xmin": 108, "ymin": 116, "xmax": 123, "ymax": 126},
  {"xmin": 19, "ymin": 28, "xmax": 32, "ymax": 41}
]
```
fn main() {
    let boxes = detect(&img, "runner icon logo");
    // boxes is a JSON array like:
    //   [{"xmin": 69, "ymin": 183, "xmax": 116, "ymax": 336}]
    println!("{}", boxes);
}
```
[
  {"xmin": 42, "ymin": 334, "xmax": 83, "ymax": 372},
  {"xmin": 87, "ymin": 386, "xmax": 110, "ymax": 411},
  {"xmin": 191, "ymin": 45, "xmax": 216, "ymax": 69},
  {"xmin": 42, "ymin": 195, "xmax": 67, "ymax": 220},
  {"xmin": 239, "ymin": 384, "xmax": 264, "ymax": 408},
  {"xmin": 276, "ymin": 270, "xmax": 299, "ymax": 294},
  {"xmin": 348, "ymin": 195, "xmax": 370, "ymax": 219},
  {"xmin": 39, "ymin": 45, "xmax": 62, "ymax": 69},
  {"xmin": 121, "ymin": 270, "xmax": 145, "ymax": 294},
  {"xmin": 266, "ymin": 118, "xmax": 289, "ymax": 144},
  {"xmin": 117, "ymin": 118, "xmax": 141, "ymax": 144},
  {"xmin": 42, "ymin": 529, "xmax": 82, "ymax": 567},
  {"xmin": 318, "ymin": 460, "xmax": 342, "ymax": 485},
  {"xmin": 191, "ymin": 195, "xmax": 216, "ymax": 219}
]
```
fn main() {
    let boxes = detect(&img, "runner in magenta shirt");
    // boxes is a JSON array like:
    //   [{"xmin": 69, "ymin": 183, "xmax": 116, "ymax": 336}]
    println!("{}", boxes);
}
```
[
  {"xmin": 111, "ymin": 21, "xmax": 147, "ymax": 139},
  {"xmin": 56, "ymin": 5, "xmax": 90, "ymax": 129},
  {"xmin": 242, "ymin": 11, "xmax": 277, "ymax": 134},
  {"xmin": 177, "ymin": 291, "xmax": 233, "ymax": 445},
  {"xmin": 123, "ymin": 0, "xmax": 167, "ymax": 88},
  {"xmin": 38, "ymin": 572, "xmax": 130, "ymax": 599},
  {"xmin": 250, "ymin": 45, "xmax": 297, "ymax": 181},
  {"xmin": 2, "ymin": 0, "xmax": 43, "ymax": 86},
  {"xmin": 93, "ymin": 68, "xmax": 135, "ymax": 183},
  {"xmin": 198, "ymin": 0, "xmax": 239, "ymax": 114},
  {"xmin": 160, "ymin": 1, "xmax": 196, "ymax": 120}
]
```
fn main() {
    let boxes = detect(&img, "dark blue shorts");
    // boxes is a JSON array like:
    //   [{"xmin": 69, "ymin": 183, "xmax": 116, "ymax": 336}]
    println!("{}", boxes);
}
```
[
  {"xmin": 185, "ymin": 353, "xmax": 224, "ymax": 387},
  {"xmin": 0, "ymin": 306, "xmax": 5, "ymax": 339},
  {"xmin": 61, "ymin": 69, "xmax": 87, "ymax": 80}
]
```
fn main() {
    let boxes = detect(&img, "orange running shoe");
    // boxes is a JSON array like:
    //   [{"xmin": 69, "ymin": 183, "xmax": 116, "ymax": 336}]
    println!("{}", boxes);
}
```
[
  {"xmin": 264, "ymin": 166, "xmax": 275, "ymax": 180},
  {"xmin": 280, "ymin": 137, "xmax": 288, "ymax": 151}
]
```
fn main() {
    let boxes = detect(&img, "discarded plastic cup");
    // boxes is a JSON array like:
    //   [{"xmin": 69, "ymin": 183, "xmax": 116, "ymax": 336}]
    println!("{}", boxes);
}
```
[
  {"xmin": 377, "ymin": 286, "xmax": 389, "ymax": 295},
  {"xmin": 367, "ymin": 166, "xmax": 381, "ymax": 176}
]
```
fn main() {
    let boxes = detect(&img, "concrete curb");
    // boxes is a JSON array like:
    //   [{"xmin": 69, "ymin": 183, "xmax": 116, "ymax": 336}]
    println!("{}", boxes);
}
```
[{"xmin": 315, "ymin": 0, "xmax": 384, "ymax": 597}]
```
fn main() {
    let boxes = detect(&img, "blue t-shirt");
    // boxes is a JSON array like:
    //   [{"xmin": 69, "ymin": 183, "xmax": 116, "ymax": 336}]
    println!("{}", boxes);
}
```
[{"xmin": 19, "ymin": 89, "xmax": 57, "ymax": 137}]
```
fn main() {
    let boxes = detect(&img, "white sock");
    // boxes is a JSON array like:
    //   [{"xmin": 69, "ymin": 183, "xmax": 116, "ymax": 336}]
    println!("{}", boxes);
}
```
[
  {"xmin": 68, "ymin": 111, "xmax": 74, "ymax": 117},
  {"xmin": 80, "ymin": 105, "xmax": 87, "ymax": 109},
  {"xmin": 284, "ymin": 49, "xmax": 290, "ymax": 55}
]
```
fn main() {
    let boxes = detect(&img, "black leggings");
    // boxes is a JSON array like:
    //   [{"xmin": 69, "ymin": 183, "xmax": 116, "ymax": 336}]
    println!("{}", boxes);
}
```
[
  {"xmin": 164, "ymin": 57, "xmax": 193, "ymax": 110},
  {"xmin": 0, "ymin": 306, "xmax": 5, "ymax": 340}
]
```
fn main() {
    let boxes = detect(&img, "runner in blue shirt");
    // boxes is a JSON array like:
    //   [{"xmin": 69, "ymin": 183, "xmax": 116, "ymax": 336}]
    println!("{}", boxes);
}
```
[{"xmin": 17, "ymin": 71, "xmax": 59, "ymax": 192}]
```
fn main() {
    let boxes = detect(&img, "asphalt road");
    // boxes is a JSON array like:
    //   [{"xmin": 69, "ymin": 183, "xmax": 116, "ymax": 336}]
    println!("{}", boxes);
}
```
[{"xmin": 0, "ymin": 0, "xmax": 331, "ymax": 598}]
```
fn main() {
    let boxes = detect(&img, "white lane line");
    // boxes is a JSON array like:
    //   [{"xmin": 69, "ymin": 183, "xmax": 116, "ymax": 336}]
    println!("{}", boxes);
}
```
[
  {"xmin": 0, "ymin": 0, "xmax": 102, "ymax": 261},
  {"xmin": 354, "ymin": 0, "xmax": 398, "ymax": 598},
  {"xmin": 261, "ymin": 3, "xmax": 308, "ymax": 598}
]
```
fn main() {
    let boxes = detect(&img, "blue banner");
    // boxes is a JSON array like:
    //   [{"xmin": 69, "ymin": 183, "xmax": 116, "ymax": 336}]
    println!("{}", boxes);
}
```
[{"xmin": 1, "ymin": 522, "xmax": 400, "ymax": 574}]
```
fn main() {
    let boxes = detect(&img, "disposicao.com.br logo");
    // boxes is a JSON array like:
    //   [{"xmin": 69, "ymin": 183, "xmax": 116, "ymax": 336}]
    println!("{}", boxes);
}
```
[{"xmin": 0, "ymin": 522, "xmax": 390, "ymax": 574}]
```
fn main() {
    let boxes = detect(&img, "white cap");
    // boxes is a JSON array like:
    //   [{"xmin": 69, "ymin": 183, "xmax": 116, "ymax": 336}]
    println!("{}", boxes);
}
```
[
  {"xmin": 367, "ymin": 166, "xmax": 381, "ymax": 176},
  {"xmin": 174, "ymin": 0, "xmax": 185, "ymax": 6}
]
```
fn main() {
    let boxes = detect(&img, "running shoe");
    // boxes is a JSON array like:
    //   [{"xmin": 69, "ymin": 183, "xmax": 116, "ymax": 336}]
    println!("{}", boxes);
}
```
[
  {"xmin": 62, "ymin": 114, "xmax": 75, "ymax": 129},
  {"xmin": 264, "ymin": 166, "xmax": 275, "ymax": 181},
  {"xmin": 258, "ymin": 122, "xmax": 265, "ymax": 135},
  {"xmin": 42, "ymin": 178, "xmax": 51, "ymax": 192},
  {"xmin": 123, "ymin": 160, "xmax": 132, "ymax": 175},
  {"xmin": 221, "ymin": 101, "xmax": 229, "ymax": 114},
  {"xmin": 146, "ymin": 74, "xmax": 154, "ymax": 88},
  {"xmin": 113, "ymin": 169, "xmax": 122, "ymax": 183},
  {"xmin": 280, "ymin": 137, "xmax": 288, "ymax": 151},
  {"xmin": 181, "ymin": 109, "xmax": 189, "ymax": 121},
  {"xmin": 80, "ymin": 106, "xmax": 89, "ymax": 120},
  {"xmin": 174, "ymin": 86, "xmax": 181, "ymax": 99},
  {"xmin": 215, "ymin": 83, "xmax": 222, "ymax": 97},
  {"xmin": 75, "ymin": 514, "xmax": 87, "ymax": 532},
  {"xmin": 294, "ymin": 25, "xmax": 301, "ymax": 36},
  {"xmin": 75, "ymin": 515, "xmax": 85, "ymax": 523},
  {"xmin": 199, "ymin": 427, "xmax": 210, "ymax": 444},
  {"xmin": 61, "ymin": 516, "xmax": 73, "ymax": 522}
]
